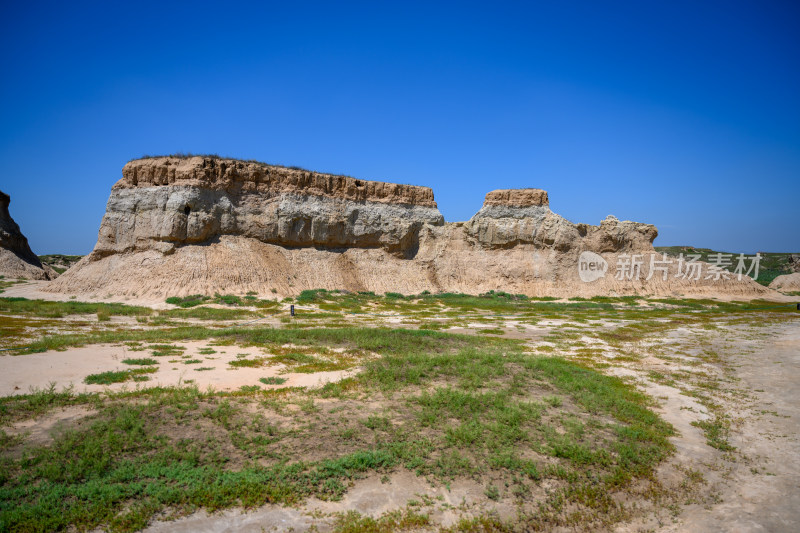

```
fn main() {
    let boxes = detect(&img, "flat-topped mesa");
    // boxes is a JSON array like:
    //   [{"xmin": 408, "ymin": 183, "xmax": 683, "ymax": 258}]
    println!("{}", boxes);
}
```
[
  {"xmin": 118, "ymin": 157, "xmax": 438, "ymax": 207},
  {"xmin": 94, "ymin": 156, "xmax": 444, "ymax": 258},
  {"xmin": 0, "ymin": 191, "xmax": 53, "ymax": 280},
  {"xmin": 49, "ymin": 164, "xmax": 772, "ymax": 300},
  {"xmin": 466, "ymin": 188, "xmax": 657, "ymax": 252},
  {"xmin": 483, "ymin": 188, "xmax": 549, "ymax": 208}
]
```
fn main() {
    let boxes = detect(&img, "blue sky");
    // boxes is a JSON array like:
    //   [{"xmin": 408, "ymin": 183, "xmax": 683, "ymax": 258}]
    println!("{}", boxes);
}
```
[{"xmin": 1, "ymin": 0, "xmax": 798, "ymax": 254}]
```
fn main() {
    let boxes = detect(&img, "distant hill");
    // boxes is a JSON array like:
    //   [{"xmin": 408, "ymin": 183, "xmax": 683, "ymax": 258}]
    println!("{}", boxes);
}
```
[
  {"xmin": 654, "ymin": 246, "xmax": 799, "ymax": 287},
  {"xmin": 38, "ymin": 254, "xmax": 84, "ymax": 275}
]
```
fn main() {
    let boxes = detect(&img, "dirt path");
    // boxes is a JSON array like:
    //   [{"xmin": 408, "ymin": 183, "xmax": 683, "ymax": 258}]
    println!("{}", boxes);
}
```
[{"xmin": 668, "ymin": 323, "xmax": 800, "ymax": 532}]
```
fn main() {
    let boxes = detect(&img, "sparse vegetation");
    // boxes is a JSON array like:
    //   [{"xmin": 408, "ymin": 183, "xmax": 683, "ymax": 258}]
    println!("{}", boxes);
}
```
[
  {"xmin": 84, "ymin": 368, "xmax": 156, "ymax": 385},
  {"xmin": 121, "ymin": 358, "xmax": 159, "ymax": 366},
  {"xmin": 38, "ymin": 254, "xmax": 83, "ymax": 274},
  {"xmin": 0, "ymin": 323, "xmax": 680, "ymax": 531},
  {"xmin": 1, "ymin": 289, "xmax": 797, "ymax": 532},
  {"xmin": 259, "ymin": 376, "xmax": 287, "ymax": 385},
  {"xmin": 0, "ymin": 297, "xmax": 151, "ymax": 318},
  {"xmin": 165, "ymin": 294, "xmax": 209, "ymax": 308}
]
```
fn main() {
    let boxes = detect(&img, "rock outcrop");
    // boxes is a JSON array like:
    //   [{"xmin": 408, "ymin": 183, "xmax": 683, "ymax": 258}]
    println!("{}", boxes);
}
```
[
  {"xmin": 46, "ymin": 156, "xmax": 774, "ymax": 300},
  {"xmin": 96, "ymin": 157, "xmax": 442, "ymax": 258},
  {"xmin": 0, "ymin": 191, "xmax": 54, "ymax": 280},
  {"xmin": 465, "ymin": 188, "xmax": 657, "ymax": 252},
  {"xmin": 788, "ymin": 254, "xmax": 800, "ymax": 273}
]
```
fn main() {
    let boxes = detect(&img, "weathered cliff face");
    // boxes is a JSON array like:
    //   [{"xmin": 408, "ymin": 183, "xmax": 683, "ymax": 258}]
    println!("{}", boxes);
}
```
[
  {"xmin": 47, "ymin": 157, "xmax": 773, "ymax": 299},
  {"xmin": 465, "ymin": 188, "xmax": 657, "ymax": 252},
  {"xmin": 0, "ymin": 191, "xmax": 53, "ymax": 280},
  {"xmin": 95, "ymin": 157, "xmax": 443, "ymax": 257}
]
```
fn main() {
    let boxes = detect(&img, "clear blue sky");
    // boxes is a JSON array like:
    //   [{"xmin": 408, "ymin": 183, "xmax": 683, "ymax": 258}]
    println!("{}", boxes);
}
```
[{"xmin": 1, "ymin": 0, "xmax": 798, "ymax": 254}]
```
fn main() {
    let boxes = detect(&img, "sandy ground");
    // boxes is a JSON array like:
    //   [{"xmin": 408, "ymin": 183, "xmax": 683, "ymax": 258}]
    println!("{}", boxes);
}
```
[
  {"xmin": 666, "ymin": 323, "xmax": 800, "ymax": 532},
  {"xmin": 0, "ymin": 341, "xmax": 356, "ymax": 395},
  {"xmin": 144, "ymin": 470, "xmax": 513, "ymax": 532},
  {"xmin": 1, "ymin": 279, "xmax": 179, "ymax": 309}
]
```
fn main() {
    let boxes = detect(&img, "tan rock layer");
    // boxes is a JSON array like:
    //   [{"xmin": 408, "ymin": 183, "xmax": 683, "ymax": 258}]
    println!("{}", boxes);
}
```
[
  {"xmin": 46, "ymin": 235, "xmax": 772, "ymax": 300},
  {"xmin": 45, "ymin": 157, "xmax": 779, "ymax": 299},
  {"xmin": 119, "ymin": 157, "xmax": 437, "ymax": 207},
  {"xmin": 483, "ymin": 188, "xmax": 548, "ymax": 207}
]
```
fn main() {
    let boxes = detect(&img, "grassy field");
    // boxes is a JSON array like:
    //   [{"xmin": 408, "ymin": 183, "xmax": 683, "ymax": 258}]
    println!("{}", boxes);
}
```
[
  {"xmin": 0, "ymin": 329, "xmax": 673, "ymax": 531},
  {"xmin": 1, "ymin": 289, "xmax": 798, "ymax": 531}
]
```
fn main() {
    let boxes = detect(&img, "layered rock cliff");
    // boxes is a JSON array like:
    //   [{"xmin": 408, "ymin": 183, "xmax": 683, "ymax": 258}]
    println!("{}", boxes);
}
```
[
  {"xmin": 47, "ymin": 157, "xmax": 772, "ymax": 299},
  {"xmin": 0, "ymin": 191, "xmax": 53, "ymax": 280},
  {"xmin": 96, "ymin": 157, "xmax": 443, "ymax": 258},
  {"xmin": 465, "ymin": 188, "xmax": 657, "ymax": 252}
]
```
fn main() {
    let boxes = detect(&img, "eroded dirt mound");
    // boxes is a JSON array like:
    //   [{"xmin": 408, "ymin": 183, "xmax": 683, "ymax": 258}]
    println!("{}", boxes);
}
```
[
  {"xmin": 0, "ymin": 191, "xmax": 54, "ymax": 280},
  {"xmin": 46, "ymin": 157, "xmax": 776, "ymax": 299},
  {"xmin": 770, "ymin": 272, "xmax": 800, "ymax": 292}
]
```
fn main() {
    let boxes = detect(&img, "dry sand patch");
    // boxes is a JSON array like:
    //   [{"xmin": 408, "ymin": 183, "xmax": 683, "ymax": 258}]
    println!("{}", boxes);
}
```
[{"xmin": 0, "ymin": 341, "xmax": 357, "ymax": 395}]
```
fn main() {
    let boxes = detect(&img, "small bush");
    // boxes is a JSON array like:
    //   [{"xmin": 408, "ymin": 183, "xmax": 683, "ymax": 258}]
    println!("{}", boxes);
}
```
[
  {"xmin": 85, "ymin": 371, "xmax": 130, "ymax": 385},
  {"xmin": 165, "ymin": 295, "xmax": 209, "ymax": 308},
  {"xmin": 259, "ymin": 376, "xmax": 287, "ymax": 385},
  {"xmin": 297, "ymin": 289, "xmax": 328, "ymax": 303},
  {"xmin": 214, "ymin": 293, "xmax": 243, "ymax": 306}
]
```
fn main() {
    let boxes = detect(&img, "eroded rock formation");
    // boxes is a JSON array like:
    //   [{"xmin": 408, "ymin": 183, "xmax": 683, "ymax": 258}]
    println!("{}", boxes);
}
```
[
  {"xmin": 47, "ymin": 156, "xmax": 773, "ymax": 299},
  {"xmin": 0, "ymin": 191, "xmax": 54, "ymax": 280},
  {"xmin": 464, "ymin": 188, "xmax": 657, "ymax": 252},
  {"xmin": 97, "ymin": 157, "xmax": 442, "ymax": 258}
]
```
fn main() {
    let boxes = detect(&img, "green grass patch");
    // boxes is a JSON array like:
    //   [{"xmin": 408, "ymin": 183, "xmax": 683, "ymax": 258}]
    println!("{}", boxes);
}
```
[
  {"xmin": 692, "ymin": 417, "xmax": 734, "ymax": 451},
  {"xmin": 0, "ymin": 324, "xmax": 677, "ymax": 532},
  {"xmin": 149, "ymin": 344, "xmax": 185, "ymax": 357},
  {"xmin": 0, "ymin": 297, "xmax": 151, "ymax": 319},
  {"xmin": 121, "ymin": 358, "xmax": 159, "ymax": 366},
  {"xmin": 229, "ymin": 357, "xmax": 268, "ymax": 368},
  {"xmin": 0, "ymin": 384, "xmax": 98, "ymax": 425},
  {"xmin": 259, "ymin": 376, "xmax": 287, "ymax": 385},
  {"xmin": 84, "ymin": 368, "xmax": 157, "ymax": 385},
  {"xmin": 165, "ymin": 294, "xmax": 210, "ymax": 308},
  {"xmin": 163, "ymin": 307, "xmax": 260, "ymax": 320}
]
